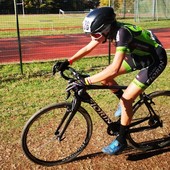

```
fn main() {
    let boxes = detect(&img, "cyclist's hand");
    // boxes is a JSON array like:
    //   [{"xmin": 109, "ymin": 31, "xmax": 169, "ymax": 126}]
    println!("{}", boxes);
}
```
[
  {"xmin": 66, "ymin": 78, "xmax": 88, "ymax": 92},
  {"xmin": 52, "ymin": 60, "xmax": 70, "ymax": 75}
]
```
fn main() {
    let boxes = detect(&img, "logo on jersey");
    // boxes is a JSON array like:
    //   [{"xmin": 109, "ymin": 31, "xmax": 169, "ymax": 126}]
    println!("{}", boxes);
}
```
[
  {"xmin": 116, "ymin": 31, "xmax": 120, "ymax": 42},
  {"xmin": 148, "ymin": 61, "xmax": 165, "ymax": 83},
  {"xmin": 148, "ymin": 30, "xmax": 156, "ymax": 41}
]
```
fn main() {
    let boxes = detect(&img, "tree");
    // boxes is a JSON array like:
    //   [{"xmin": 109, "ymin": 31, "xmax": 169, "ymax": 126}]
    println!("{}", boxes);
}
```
[
  {"xmin": 99, "ymin": 0, "xmax": 108, "ymax": 6},
  {"xmin": 24, "ymin": 0, "xmax": 40, "ymax": 8},
  {"xmin": 40, "ymin": 0, "xmax": 54, "ymax": 9},
  {"xmin": 85, "ymin": 0, "xmax": 100, "ymax": 8},
  {"xmin": 99, "ymin": 0, "xmax": 120, "ymax": 11},
  {"xmin": 0, "ymin": 0, "xmax": 14, "ymax": 14},
  {"xmin": 0, "ymin": 0, "xmax": 100, "ymax": 14}
]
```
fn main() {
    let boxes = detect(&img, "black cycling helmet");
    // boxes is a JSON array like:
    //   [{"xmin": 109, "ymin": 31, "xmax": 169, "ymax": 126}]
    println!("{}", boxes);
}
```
[{"xmin": 83, "ymin": 7, "xmax": 116, "ymax": 35}]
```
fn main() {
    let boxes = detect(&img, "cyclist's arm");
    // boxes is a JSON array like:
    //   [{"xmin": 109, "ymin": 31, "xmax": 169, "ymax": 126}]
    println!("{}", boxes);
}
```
[
  {"xmin": 86, "ymin": 51, "xmax": 125, "ymax": 83},
  {"xmin": 85, "ymin": 28, "xmax": 130, "ymax": 84},
  {"xmin": 68, "ymin": 35, "xmax": 105, "ymax": 63}
]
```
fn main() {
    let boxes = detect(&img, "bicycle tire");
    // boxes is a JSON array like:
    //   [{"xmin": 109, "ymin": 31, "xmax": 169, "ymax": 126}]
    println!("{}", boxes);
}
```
[
  {"xmin": 127, "ymin": 90, "xmax": 170, "ymax": 150},
  {"xmin": 21, "ymin": 102, "xmax": 92, "ymax": 166}
]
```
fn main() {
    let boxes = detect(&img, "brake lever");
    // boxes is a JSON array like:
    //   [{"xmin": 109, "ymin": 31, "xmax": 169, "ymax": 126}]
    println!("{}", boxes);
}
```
[
  {"xmin": 52, "ymin": 66, "xmax": 57, "ymax": 75},
  {"xmin": 66, "ymin": 91, "xmax": 71, "ymax": 100},
  {"xmin": 65, "ymin": 79, "xmax": 76, "ymax": 100}
]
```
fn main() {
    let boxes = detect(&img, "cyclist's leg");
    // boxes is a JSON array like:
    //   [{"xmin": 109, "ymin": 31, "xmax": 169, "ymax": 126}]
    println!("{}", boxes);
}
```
[
  {"xmin": 101, "ymin": 54, "xmax": 138, "ymax": 117},
  {"xmin": 120, "ymin": 48, "xmax": 167, "ymax": 132},
  {"xmin": 102, "ymin": 67, "xmax": 157, "ymax": 155},
  {"xmin": 102, "ymin": 49, "xmax": 167, "ymax": 155},
  {"xmin": 101, "ymin": 54, "xmax": 135, "ymax": 94},
  {"xmin": 102, "ymin": 54, "xmax": 144, "ymax": 154},
  {"xmin": 120, "ymin": 47, "xmax": 167, "ymax": 126},
  {"xmin": 100, "ymin": 64, "xmax": 127, "ymax": 93},
  {"xmin": 102, "ymin": 54, "xmax": 141, "ymax": 117},
  {"xmin": 102, "ymin": 74, "xmax": 144, "ymax": 155},
  {"xmin": 100, "ymin": 59, "xmax": 130, "ymax": 116},
  {"xmin": 120, "ymin": 83, "xmax": 144, "ymax": 125}
]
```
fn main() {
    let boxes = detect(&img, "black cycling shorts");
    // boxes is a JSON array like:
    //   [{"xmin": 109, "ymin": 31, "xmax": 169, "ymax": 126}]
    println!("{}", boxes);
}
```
[{"xmin": 122, "ymin": 46, "xmax": 167, "ymax": 89}]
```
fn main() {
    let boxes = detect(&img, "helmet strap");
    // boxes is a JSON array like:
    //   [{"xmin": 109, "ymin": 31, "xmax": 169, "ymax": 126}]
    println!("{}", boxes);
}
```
[
  {"xmin": 109, "ymin": 21, "xmax": 119, "ymax": 41},
  {"xmin": 102, "ymin": 25, "xmax": 112, "ymax": 43},
  {"xmin": 102, "ymin": 36, "xmax": 107, "ymax": 44}
]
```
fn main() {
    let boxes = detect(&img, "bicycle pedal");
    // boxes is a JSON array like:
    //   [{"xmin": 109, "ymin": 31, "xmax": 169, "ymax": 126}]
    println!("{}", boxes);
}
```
[
  {"xmin": 148, "ymin": 117, "xmax": 162, "ymax": 127},
  {"xmin": 107, "ymin": 122, "xmax": 120, "ymax": 136}
]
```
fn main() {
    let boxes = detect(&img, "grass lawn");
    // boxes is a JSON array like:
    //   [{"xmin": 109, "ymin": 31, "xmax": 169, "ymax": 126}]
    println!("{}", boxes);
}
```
[
  {"xmin": 0, "ymin": 56, "xmax": 170, "ymax": 169},
  {"xmin": 0, "ymin": 14, "xmax": 170, "ymax": 169},
  {"xmin": 1, "ymin": 14, "xmax": 170, "ymax": 38},
  {"xmin": 1, "ymin": 56, "xmax": 170, "ymax": 136}
]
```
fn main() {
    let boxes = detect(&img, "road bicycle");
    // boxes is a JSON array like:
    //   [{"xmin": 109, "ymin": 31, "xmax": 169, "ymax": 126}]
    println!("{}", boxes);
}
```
[{"xmin": 21, "ymin": 66, "xmax": 170, "ymax": 166}]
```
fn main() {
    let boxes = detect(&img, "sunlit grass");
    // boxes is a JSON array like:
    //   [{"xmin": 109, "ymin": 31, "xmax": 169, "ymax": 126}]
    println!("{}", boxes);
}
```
[
  {"xmin": 0, "ymin": 14, "xmax": 170, "ymax": 38},
  {"xmin": 1, "ymin": 56, "xmax": 169, "ymax": 128}
]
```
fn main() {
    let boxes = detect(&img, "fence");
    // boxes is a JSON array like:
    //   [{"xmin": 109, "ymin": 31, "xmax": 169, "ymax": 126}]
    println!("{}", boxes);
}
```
[
  {"xmin": 0, "ymin": 0, "xmax": 170, "ymax": 74},
  {"xmin": 0, "ymin": 11, "xmax": 113, "ymax": 74},
  {"xmin": 134, "ymin": 0, "xmax": 170, "ymax": 21}
]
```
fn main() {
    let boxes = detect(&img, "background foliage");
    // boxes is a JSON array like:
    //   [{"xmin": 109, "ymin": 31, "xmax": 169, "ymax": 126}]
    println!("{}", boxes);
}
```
[{"xmin": 0, "ymin": 0, "xmax": 100, "ymax": 14}]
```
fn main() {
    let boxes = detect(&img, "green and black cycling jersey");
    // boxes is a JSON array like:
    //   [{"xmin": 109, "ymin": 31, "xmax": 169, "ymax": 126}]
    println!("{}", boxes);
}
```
[
  {"xmin": 113, "ymin": 23, "xmax": 167, "ymax": 89},
  {"xmin": 115, "ymin": 24, "xmax": 161, "ymax": 56}
]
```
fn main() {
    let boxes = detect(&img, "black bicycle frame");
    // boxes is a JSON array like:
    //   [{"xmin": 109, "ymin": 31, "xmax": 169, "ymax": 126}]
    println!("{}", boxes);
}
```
[
  {"xmin": 128, "ymin": 93, "xmax": 162, "ymax": 133},
  {"xmin": 82, "ymin": 87, "xmax": 162, "ymax": 134},
  {"xmin": 55, "ymin": 85, "xmax": 161, "ymax": 140},
  {"xmin": 54, "ymin": 86, "xmax": 121, "ymax": 140},
  {"xmin": 83, "ymin": 92, "xmax": 113, "ymax": 125},
  {"xmin": 83, "ymin": 85, "xmax": 127, "ymax": 125}
]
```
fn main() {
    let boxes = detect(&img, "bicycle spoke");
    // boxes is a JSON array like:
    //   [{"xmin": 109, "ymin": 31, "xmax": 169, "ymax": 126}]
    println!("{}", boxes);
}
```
[
  {"xmin": 128, "ymin": 91, "xmax": 170, "ymax": 149},
  {"xmin": 21, "ymin": 103, "xmax": 92, "ymax": 166},
  {"xmin": 35, "ymin": 136, "xmax": 58, "ymax": 151}
]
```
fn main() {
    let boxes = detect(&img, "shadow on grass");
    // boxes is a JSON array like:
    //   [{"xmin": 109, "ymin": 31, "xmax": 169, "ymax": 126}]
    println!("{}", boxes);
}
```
[
  {"xmin": 0, "ymin": 71, "xmax": 52, "ymax": 83},
  {"xmin": 127, "ymin": 136, "xmax": 170, "ymax": 161},
  {"xmin": 69, "ymin": 136, "xmax": 170, "ymax": 164},
  {"xmin": 0, "ymin": 64, "xmax": 107, "ymax": 83},
  {"xmin": 73, "ymin": 151, "xmax": 104, "ymax": 162},
  {"xmin": 127, "ymin": 147, "xmax": 170, "ymax": 161}
]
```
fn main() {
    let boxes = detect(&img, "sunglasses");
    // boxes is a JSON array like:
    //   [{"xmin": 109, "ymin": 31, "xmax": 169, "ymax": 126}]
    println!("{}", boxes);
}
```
[{"xmin": 91, "ymin": 32, "xmax": 103, "ymax": 40}]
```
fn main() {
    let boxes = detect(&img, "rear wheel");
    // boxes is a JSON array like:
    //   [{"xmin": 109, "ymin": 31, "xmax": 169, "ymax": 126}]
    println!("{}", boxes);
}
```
[
  {"xmin": 21, "ymin": 102, "xmax": 92, "ymax": 166},
  {"xmin": 128, "ymin": 91, "xmax": 170, "ymax": 150}
]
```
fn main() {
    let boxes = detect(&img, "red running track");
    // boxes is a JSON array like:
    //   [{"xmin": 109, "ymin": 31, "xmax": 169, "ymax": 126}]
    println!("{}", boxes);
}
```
[{"xmin": 0, "ymin": 28, "xmax": 170, "ymax": 64}]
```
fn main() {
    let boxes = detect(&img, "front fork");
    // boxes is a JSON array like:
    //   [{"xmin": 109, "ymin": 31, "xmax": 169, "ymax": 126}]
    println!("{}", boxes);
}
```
[{"xmin": 55, "ymin": 97, "xmax": 81, "ymax": 141}]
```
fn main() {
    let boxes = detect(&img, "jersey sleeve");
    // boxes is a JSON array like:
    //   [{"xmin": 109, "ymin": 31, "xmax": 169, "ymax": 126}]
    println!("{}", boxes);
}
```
[{"xmin": 115, "ymin": 27, "xmax": 132, "ymax": 53}]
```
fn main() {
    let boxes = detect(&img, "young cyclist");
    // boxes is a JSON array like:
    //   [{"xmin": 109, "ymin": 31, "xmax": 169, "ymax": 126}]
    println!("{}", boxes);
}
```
[{"xmin": 54, "ymin": 7, "xmax": 167, "ymax": 155}]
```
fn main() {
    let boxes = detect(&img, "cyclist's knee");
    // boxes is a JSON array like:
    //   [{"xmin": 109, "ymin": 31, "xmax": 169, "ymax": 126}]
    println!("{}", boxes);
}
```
[
  {"xmin": 101, "ymin": 78, "xmax": 115, "ymax": 85},
  {"xmin": 120, "ymin": 97, "xmax": 134, "ymax": 107}
]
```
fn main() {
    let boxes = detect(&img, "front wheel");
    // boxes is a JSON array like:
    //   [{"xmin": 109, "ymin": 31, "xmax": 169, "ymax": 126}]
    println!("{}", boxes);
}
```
[
  {"xmin": 21, "ymin": 102, "xmax": 92, "ymax": 166},
  {"xmin": 128, "ymin": 91, "xmax": 170, "ymax": 150}
]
